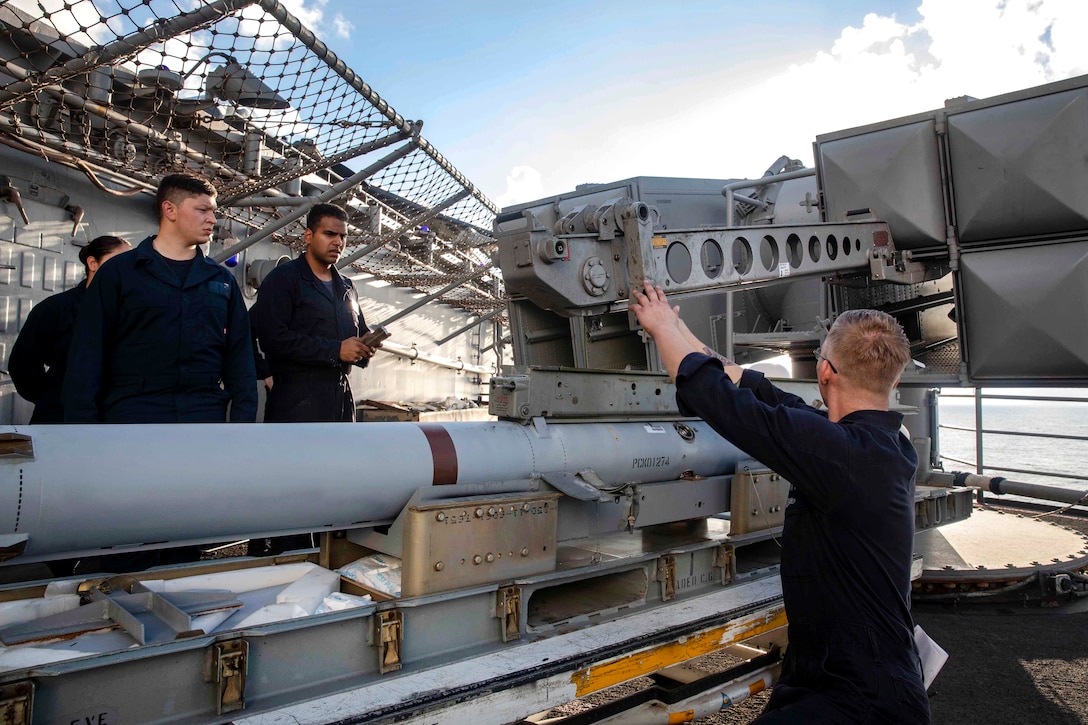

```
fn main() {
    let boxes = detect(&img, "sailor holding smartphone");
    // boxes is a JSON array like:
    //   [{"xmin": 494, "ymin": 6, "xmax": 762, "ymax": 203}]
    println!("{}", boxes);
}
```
[{"xmin": 251, "ymin": 202, "xmax": 384, "ymax": 423}]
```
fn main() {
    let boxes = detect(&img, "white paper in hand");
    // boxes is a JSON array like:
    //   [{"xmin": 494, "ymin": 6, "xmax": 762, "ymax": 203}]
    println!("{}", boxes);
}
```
[{"xmin": 914, "ymin": 624, "xmax": 948, "ymax": 690}]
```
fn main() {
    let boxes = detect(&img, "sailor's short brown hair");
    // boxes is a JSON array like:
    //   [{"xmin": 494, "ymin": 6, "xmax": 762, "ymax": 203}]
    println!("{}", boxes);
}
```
[
  {"xmin": 823, "ymin": 309, "xmax": 911, "ymax": 395},
  {"xmin": 155, "ymin": 174, "xmax": 216, "ymax": 220}
]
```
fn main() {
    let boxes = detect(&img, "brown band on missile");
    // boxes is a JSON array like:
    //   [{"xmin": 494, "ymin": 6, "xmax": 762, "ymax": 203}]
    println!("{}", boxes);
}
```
[{"xmin": 418, "ymin": 424, "xmax": 458, "ymax": 485}]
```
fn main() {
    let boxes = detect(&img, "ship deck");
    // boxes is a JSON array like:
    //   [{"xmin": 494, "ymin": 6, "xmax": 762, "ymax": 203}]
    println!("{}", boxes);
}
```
[
  {"xmin": 713, "ymin": 501, "xmax": 1088, "ymax": 724},
  {"xmin": 542, "ymin": 501, "xmax": 1088, "ymax": 725}
]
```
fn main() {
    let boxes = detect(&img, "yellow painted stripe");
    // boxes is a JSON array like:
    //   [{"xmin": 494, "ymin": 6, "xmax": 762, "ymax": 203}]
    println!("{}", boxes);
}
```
[
  {"xmin": 571, "ymin": 606, "xmax": 787, "ymax": 697},
  {"xmin": 749, "ymin": 679, "xmax": 767, "ymax": 696},
  {"xmin": 668, "ymin": 709, "xmax": 695, "ymax": 724}
]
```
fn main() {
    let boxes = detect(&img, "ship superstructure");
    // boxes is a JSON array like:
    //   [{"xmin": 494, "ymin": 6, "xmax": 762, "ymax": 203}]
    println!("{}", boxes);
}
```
[{"xmin": 0, "ymin": 0, "xmax": 504, "ymax": 421}]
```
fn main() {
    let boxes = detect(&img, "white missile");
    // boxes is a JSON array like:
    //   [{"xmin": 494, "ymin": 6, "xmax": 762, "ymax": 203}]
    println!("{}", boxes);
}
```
[{"xmin": 0, "ymin": 420, "xmax": 742, "ymax": 563}]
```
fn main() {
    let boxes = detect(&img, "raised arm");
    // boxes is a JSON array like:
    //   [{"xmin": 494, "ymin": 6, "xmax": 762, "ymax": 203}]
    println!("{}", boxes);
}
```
[{"xmin": 629, "ymin": 280, "xmax": 743, "ymax": 383}]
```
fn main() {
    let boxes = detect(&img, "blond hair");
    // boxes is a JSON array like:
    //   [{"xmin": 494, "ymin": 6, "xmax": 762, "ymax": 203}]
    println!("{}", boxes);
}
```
[{"xmin": 823, "ymin": 309, "xmax": 911, "ymax": 395}]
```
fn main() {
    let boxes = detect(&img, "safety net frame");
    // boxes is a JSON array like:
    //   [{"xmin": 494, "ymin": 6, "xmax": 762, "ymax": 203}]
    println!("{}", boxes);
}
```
[{"xmin": 0, "ymin": 0, "xmax": 505, "ymax": 320}]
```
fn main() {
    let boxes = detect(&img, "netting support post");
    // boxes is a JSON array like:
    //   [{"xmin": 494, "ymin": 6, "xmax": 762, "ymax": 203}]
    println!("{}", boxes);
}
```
[
  {"xmin": 374, "ymin": 265, "xmax": 493, "ymax": 328},
  {"xmin": 435, "ymin": 309, "xmax": 504, "ymax": 348},
  {"xmin": 212, "ymin": 140, "xmax": 420, "ymax": 262},
  {"xmin": 336, "ymin": 188, "xmax": 471, "ymax": 269}
]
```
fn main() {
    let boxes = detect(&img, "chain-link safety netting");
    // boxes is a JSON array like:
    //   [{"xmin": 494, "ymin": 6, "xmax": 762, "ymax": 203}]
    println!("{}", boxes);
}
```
[{"xmin": 0, "ymin": 0, "xmax": 505, "ymax": 320}]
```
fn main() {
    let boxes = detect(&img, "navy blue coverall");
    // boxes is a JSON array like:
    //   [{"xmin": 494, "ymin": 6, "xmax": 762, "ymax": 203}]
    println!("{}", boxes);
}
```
[
  {"xmin": 251, "ymin": 254, "xmax": 369, "ymax": 422},
  {"xmin": 63, "ymin": 237, "xmax": 256, "ymax": 423},
  {"xmin": 675, "ymin": 354, "xmax": 929, "ymax": 724},
  {"xmin": 8, "ymin": 281, "xmax": 87, "ymax": 423}
]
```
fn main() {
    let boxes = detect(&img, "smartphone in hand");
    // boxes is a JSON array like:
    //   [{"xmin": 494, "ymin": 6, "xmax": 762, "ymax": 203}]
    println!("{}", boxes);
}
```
[{"xmin": 360, "ymin": 325, "xmax": 390, "ymax": 347}]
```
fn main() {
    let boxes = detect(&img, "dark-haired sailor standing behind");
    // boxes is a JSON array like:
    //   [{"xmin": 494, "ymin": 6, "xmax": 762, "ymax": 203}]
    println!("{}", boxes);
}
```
[
  {"xmin": 251, "ymin": 202, "xmax": 375, "ymax": 423},
  {"xmin": 8, "ymin": 235, "xmax": 132, "ymax": 423}
]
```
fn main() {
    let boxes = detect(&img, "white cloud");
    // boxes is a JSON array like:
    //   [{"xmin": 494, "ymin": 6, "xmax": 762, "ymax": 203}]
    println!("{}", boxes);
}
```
[
  {"xmin": 785, "ymin": 0, "xmax": 1081, "ymax": 155},
  {"xmin": 332, "ymin": 14, "xmax": 354, "ymax": 39},
  {"xmin": 277, "ymin": 0, "xmax": 327, "ymax": 30},
  {"xmin": 1044, "ymin": 0, "xmax": 1088, "ymax": 77},
  {"xmin": 621, "ymin": 0, "xmax": 1088, "ymax": 184},
  {"xmin": 272, "ymin": 1, "xmax": 357, "ymax": 44},
  {"xmin": 494, "ymin": 166, "xmax": 545, "ymax": 208},
  {"xmin": 280, "ymin": 0, "xmax": 1088, "ymax": 205}
]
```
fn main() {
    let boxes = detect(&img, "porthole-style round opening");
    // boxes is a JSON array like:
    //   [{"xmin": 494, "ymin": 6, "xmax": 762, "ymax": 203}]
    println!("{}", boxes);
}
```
[
  {"xmin": 760, "ymin": 235, "xmax": 779, "ymax": 272},
  {"xmin": 701, "ymin": 239, "xmax": 724, "ymax": 278},
  {"xmin": 733, "ymin": 237, "xmax": 753, "ymax": 275},
  {"xmin": 666, "ymin": 242, "xmax": 692, "ymax": 283},
  {"xmin": 786, "ymin": 233, "xmax": 802, "ymax": 269}
]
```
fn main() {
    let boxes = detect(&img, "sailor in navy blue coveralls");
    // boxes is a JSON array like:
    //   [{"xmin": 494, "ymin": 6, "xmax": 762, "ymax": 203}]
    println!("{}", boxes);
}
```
[
  {"xmin": 630, "ymin": 281, "xmax": 929, "ymax": 724},
  {"xmin": 251, "ymin": 253, "xmax": 369, "ymax": 422},
  {"xmin": 8, "ymin": 236, "xmax": 131, "ymax": 423},
  {"xmin": 9, "ymin": 280, "xmax": 88, "ymax": 423},
  {"xmin": 64, "ymin": 175, "xmax": 256, "ymax": 424},
  {"xmin": 63, "ymin": 237, "xmax": 256, "ymax": 423},
  {"xmin": 251, "ymin": 204, "xmax": 373, "ymax": 423}
]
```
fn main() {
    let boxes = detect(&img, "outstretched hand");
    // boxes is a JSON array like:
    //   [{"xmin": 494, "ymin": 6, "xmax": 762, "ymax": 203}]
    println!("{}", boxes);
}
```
[
  {"xmin": 629, "ymin": 280, "xmax": 682, "ymax": 339},
  {"xmin": 630, "ymin": 279, "xmax": 743, "ymax": 384},
  {"xmin": 629, "ymin": 280, "xmax": 698, "ymax": 379}
]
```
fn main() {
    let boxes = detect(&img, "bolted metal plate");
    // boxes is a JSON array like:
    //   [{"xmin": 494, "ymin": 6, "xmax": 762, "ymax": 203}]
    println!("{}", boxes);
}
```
[
  {"xmin": 401, "ymin": 492, "xmax": 560, "ymax": 596},
  {"xmin": 728, "ymin": 468, "xmax": 789, "ymax": 536},
  {"xmin": 490, "ymin": 368, "xmax": 679, "ymax": 420}
]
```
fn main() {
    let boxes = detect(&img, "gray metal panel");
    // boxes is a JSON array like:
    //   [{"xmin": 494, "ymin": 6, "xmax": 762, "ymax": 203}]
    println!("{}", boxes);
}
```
[
  {"xmin": 502, "ymin": 177, "xmax": 737, "ymax": 232},
  {"xmin": 949, "ymin": 87, "xmax": 1088, "ymax": 243},
  {"xmin": 631, "ymin": 177, "xmax": 741, "ymax": 229},
  {"xmin": 817, "ymin": 120, "xmax": 945, "ymax": 250},
  {"xmin": 959, "ymin": 240, "xmax": 1088, "ymax": 382},
  {"xmin": 508, "ymin": 299, "xmax": 576, "ymax": 367},
  {"xmin": 1, "ymin": 538, "xmax": 782, "ymax": 724}
]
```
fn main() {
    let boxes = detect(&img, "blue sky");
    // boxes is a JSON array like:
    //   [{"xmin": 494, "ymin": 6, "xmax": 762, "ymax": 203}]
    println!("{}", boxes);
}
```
[
  {"xmin": 279, "ymin": 0, "xmax": 1086, "ymax": 207},
  {"xmin": 22, "ymin": 0, "xmax": 1085, "ymax": 206}
]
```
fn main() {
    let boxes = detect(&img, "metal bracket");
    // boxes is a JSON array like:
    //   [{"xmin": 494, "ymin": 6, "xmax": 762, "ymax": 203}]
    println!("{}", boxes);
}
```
[
  {"xmin": 0, "ymin": 176, "xmax": 30, "ymax": 225},
  {"xmin": 869, "ymin": 246, "xmax": 928, "ymax": 285},
  {"xmin": 497, "ymin": 585, "xmax": 522, "ymax": 643},
  {"xmin": 204, "ymin": 638, "xmax": 248, "ymax": 715},
  {"xmin": 0, "ymin": 681, "xmax": 33, "ymax": 725},
  {"xmin": 713, "ymin": 544, "xmax": 736, "ymax": 586},
  {"xmin": 621, "ymin": 200, "xmax": 658, "ymax": 298},
  {"xmin": 625, "ymin": 485, "xmax": 641, "ymax": 533},
  {"xmin": 657, "ymin": 555, "xmax": 677, "ymax": 602},
  {"xmin": 0, "ymin": 432, "xmax": 34, "ymax": 459},
  {"xmin": 375, "ymin": 609, "xmax": 404, "ymax": 674},
  {"xmin": 729, "ymin": 467, "xmax": 789, "ymax": 536},
  {"xmin": 540, "ymin": 470, "xmax": 612, "ymax": 502},
  {"xmin": 0, "ymin": 534, "xmax": 29, "ymax": 563}
]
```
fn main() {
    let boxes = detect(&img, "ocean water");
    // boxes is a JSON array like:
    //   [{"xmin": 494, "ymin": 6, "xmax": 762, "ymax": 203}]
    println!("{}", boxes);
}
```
[{"xmin": 934, "ymin": 399, "xmax": 1088, "ymax": 499}]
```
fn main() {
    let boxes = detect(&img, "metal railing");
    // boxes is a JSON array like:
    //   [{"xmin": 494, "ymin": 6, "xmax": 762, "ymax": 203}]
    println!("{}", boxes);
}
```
[{"xmin": 937, "ymin": 389, "xmax": 1088, "ymax": 507}]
